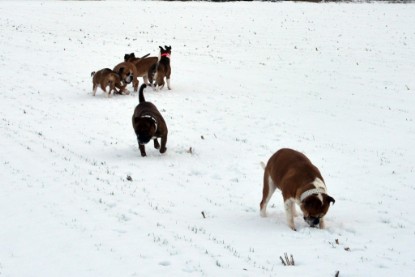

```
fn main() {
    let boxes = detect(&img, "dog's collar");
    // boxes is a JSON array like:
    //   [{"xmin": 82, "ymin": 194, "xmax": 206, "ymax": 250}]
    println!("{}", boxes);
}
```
[
  {"xmin": 300, "ymin": 188, "xmax": 326, "ymax": 202},
  {"xmin": 141, "ymin": 115, "xmax": 158, "ymax": 132},
  {"xmin": 161, "ymin": 53, "xmax": 171, "ymax": 58}
]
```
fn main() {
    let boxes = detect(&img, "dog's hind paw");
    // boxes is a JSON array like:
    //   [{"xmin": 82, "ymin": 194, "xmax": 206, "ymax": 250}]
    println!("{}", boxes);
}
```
[{"xmin": 154, "ymin": 140, "xmax": 160, "ymax": 149}]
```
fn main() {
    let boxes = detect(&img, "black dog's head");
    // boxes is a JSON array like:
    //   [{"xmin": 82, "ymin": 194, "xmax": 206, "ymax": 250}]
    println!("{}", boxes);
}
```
[
  {"xmin": 134, "ymin": 116, "xmax": 157, "ymax": 145},
  {"xmin": 124, "ymin": 53, "xmax": 136, "ymax": 62},
  {"xmin": 159, "ymin": 46, "xmax": 172, "ymax": 57}
]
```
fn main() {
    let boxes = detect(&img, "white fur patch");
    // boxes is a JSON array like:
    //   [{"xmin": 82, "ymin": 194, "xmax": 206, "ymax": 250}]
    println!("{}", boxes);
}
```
[
  {"xmin": 312, "ymin": 178, "xmax": 326, "ymax": 191},
  {"xmin": 299, "ymin": 178, "xmax": 327, "ymax": 202},
  {"xmin": 312, "ymin": 178, "xmax": 326, "ymax": 202},
  {"xmin": 284, "ymin": 198, "xmax": 296, "ymax": 230}
]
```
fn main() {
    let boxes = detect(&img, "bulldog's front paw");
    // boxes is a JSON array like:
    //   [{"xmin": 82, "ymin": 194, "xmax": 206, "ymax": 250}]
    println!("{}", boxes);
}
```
[
  {"xmin": 139, "ymin": 145, "xmax": 146, "ymax": 157},
  {"xmin": 160, "ymin": 147, "xmax": 167, "ymax": 154},
  {"xmin": 154, "ymin": 139, "xmax": 160, "ymax": 149}
]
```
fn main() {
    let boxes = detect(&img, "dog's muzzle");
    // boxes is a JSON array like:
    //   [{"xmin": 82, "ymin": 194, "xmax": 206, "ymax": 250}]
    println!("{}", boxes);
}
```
[
  {"xmin": 124, "ymin": 74, "xmax": 133, "ymax": 84},
  {"xmin": 304, "ymin": 216, "xmax": 320, "ymax": 227},
  {"xmin": 137, "ymin": 135, "xmax": 151, "ymax": 145}
]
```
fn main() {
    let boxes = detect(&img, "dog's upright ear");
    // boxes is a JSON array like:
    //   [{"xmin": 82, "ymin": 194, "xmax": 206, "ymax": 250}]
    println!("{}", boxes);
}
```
[
  {"xmin": 124, "ymin": 53, "xmax": 136, "ymax": 61},
  {"xmin": 324, "ymin": 194, "xmax": 335, "ymax": 205},
  {"xmin": 165, "ymin": 45, "xmax": 171, "ymax": 51}
]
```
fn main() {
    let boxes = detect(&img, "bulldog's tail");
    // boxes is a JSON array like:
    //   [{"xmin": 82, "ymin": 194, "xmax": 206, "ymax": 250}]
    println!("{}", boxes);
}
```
[
  {"xmin": 91, "ymin": 71, "xmax": 96, "ymax": 77},
  {"xmin": 139, "ymin": 84, "xmax": 147, "ymax": 103}
]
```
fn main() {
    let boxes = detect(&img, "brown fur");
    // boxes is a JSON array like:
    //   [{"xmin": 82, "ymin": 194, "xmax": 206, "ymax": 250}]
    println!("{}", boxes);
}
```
[
  {"xmin": 91, "ymin": 68, "xmax": 125, "ymax": 97},
  {"xmin": 113, "ymin": 61, "xmax": 139, "ymax": 92},
  {"xmin": 124, "ymin": 53, "xmax": 158, "ymax": 86},
  {"xmin": 260, "ymin": 148, "xmax": 335, "ymax": 230},
  {"xmin": 132, "ymin": 84, "xmax": 168, "ymax": 157}
]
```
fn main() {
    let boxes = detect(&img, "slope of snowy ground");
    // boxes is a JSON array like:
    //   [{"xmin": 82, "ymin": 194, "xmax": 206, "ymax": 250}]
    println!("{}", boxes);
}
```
[{"xmin": 0, "ymin": 1, "xmax": 414, "ymax": 276}]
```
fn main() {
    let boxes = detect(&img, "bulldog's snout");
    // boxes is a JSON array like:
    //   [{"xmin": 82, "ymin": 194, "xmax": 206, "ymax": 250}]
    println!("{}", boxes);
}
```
[
  {"xmin": 125, "ymin": 75, "xmax": 133, "ymax": 84},
  {"xmin": 304, "ymin": 216, "xmax": 320, "ymax": 227},
  {"xmin": 137, "ymin": 135, "xmax": 151, "ymax": 145}
]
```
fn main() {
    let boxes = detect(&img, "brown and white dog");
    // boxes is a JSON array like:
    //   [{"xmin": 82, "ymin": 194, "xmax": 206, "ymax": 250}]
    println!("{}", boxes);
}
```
[
  {"xmin": 132, "ymin": 84, "xmax": 168, "ymax": 157},
  {"xmin": 260, "ymin": 148, "xmax": 335, "ymax": 231},
  {"xmin": 124, "ymin": 53, "xmax": 158, "ymax": 87},
  {"xmin": 91, "ymin": 68, "xmax": 126, "ymax": 97},
  {"xmin": 151, "ymin": 46, "xmax": 172, "ymax": 91},
  {"xmin": 113, "ymin": 61, "xmax": 139, "ymax": 93}
]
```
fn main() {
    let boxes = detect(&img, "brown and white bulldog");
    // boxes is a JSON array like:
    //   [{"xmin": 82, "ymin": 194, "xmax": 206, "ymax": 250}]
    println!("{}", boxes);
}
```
[
  {"xmin": 260, "ymin": 148, "xmax": 335, "ymax": 231},
  {"xmin": 132, "ymin": 84, "xmax": 168, "ymax": 157},
  {"xmin": 113, "ymin": 61, "xmax": 139, "ymax": 93},
  {"xmin": 91, "ymin": 68, "xmax": 126, "ymax": 97},
  {"xmin": 124, "ymin": 53, "xmax": 158, "ymax": 87}
]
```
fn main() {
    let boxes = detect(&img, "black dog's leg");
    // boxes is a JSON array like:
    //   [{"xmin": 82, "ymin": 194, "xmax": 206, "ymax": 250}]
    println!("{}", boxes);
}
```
[
  {"xmin": 153, "ymin": 139, "xmax": 160, "ymax": 149},
  {"xmin": 160, "ymin": 135, "xmax": 167, "ymax": 154},
  {"xmin": 139, "ymin": 144, "xmax": 146, "ymax": 157}
]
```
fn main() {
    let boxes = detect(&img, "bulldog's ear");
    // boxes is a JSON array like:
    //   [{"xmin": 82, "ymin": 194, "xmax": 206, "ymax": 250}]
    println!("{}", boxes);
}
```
[
  {"xmin": 324, "ymin": 194, "xmax": 335, "ymax": 205},
  {"xmin": 119, "ymin": 67, "xmax": 124, "ymax": 74}
]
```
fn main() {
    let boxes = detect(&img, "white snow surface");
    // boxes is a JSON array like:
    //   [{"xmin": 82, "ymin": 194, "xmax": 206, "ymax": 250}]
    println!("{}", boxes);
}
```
[{"xmin": 1, "ymin": 1, "xmax": 415, "ymax": 276}]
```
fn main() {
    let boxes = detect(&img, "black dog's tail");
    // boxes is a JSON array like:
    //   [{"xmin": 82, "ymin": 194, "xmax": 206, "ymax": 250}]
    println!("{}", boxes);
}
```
[{"xmin": 139, "ymin": 84, "xmax": 147, "ymax": 103}]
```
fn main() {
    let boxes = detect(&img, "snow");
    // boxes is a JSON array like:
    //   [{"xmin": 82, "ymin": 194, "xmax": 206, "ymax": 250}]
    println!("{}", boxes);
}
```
[{"xmin": 1, "ymin": 1, "xmax": 415, "ymax": 276}]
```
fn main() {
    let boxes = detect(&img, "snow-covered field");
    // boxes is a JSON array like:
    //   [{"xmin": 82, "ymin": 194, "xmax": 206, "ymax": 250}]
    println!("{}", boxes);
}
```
[{"xmin": 1, "ymin": 1, "xmax": 415, "ymax": 276}]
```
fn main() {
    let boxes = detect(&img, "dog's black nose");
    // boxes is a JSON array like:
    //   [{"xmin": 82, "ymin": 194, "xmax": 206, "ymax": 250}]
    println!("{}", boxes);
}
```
[{"xmin": 313, "ymin": 218, "xmax": 320, "ymax": 225}]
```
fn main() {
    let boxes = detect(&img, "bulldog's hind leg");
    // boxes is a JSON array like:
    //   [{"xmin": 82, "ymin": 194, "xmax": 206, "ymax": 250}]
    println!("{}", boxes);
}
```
[
  {"xmin": 159, "ymin": 135, "xmax": 167, "ymax": 154},
  {"xmin": 260, "ymin": 170, "xmax": 276, "ymax": 217},
  {"xmin": 92, "ymin": 83, "xmax": 98, "ymax": 96}
]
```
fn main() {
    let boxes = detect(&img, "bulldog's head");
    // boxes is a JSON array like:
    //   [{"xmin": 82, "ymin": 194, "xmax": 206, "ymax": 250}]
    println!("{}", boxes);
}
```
[
  {"xmin": 134, "ymin": 116, "xmax": 157, "ymax": 145},
  {"xmin": 115, "ymin": 67, "xmax": 133, "ymax": 84},
  {"xmin": 300, "ymin": 194, "xmax": 335, "ymax": 228}
]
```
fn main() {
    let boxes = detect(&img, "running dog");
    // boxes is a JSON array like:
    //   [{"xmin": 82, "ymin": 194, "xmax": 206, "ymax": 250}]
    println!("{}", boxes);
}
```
[{"xmin": 132, "ymin": 84, "xmax": 168, "ymax": 157}]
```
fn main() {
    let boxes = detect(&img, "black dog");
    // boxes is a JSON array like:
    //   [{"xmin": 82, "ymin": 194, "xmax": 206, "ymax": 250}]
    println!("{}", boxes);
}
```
[{"xmin": 132, "ymin": 84, "xmax": 168, "ymax": 156}]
